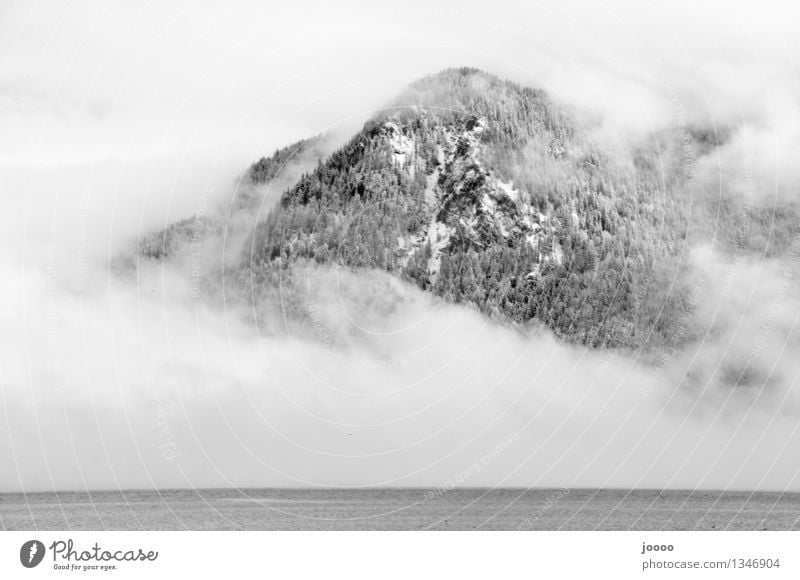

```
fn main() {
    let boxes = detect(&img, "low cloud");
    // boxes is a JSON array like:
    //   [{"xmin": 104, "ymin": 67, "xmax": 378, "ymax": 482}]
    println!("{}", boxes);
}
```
[{"xmin": 2, "ymin": 248, "xmax": 799, "ymax": 491}]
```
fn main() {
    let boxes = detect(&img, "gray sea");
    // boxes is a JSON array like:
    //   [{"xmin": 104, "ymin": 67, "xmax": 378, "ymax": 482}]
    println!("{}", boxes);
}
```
[{"xmin": 1, "ymin": 489, "xmax": 798, "ymax": 530}]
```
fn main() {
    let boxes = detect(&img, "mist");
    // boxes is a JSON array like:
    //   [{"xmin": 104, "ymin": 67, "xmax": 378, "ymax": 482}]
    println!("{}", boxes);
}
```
[
  {"xmin": 2, "ymin": 0, "xmax": 800, "ymax": 493},
  {"xmin": 3, "ymin": 246, "xmax": 800, "ymax": 492}
]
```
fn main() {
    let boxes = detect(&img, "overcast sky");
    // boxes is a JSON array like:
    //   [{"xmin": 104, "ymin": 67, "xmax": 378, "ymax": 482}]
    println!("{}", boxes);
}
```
[{"xmin": 2, "ymin": 0, "xmax": 798, "ymax": 166}]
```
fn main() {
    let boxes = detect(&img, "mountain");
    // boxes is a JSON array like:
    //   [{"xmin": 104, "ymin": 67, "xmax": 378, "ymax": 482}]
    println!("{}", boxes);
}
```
[
  {"xmin": 243, "ymin": 68, "xmax": 695, "ymax": 349},
  {"xmin": 137, "ymin": 67, "xmax": 799, "ymax": 351}
]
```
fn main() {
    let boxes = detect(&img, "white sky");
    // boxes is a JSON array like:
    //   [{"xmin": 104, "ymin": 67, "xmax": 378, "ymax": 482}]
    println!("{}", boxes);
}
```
[{"xmin": 1, "ymin": 0, "xmax": 798, "ymax": 166}]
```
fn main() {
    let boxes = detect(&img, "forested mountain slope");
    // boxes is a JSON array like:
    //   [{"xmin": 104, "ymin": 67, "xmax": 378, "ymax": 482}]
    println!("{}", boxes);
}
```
[
  {"xmin": 245, "ymin": 68, "xmax": 700, "ymax": 348},
  {"xmin": 139, "ymin": 68, "xmax": 799, "ymax": 352}
]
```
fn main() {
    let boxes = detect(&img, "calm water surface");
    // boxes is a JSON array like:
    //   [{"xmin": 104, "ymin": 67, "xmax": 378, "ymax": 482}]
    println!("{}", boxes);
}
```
[{"xmin": 1, "ymin": 489, "xmax": 798, "ymax": 530}]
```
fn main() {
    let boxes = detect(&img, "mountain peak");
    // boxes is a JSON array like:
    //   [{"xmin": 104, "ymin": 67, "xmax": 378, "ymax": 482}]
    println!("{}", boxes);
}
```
[{"xmin": 374, "ymin": 68, "xmax": 571, "ymax": 141}]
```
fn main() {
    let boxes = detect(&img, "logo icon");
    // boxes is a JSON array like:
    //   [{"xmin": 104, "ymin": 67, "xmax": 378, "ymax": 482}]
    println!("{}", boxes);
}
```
[{"xmin": 20, "ymin": 540, "xmax": 45, "ymax": 568}]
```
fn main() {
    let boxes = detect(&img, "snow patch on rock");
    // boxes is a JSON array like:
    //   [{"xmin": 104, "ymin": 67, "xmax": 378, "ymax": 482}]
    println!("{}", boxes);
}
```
[
  {"xmin": 496, "ymin": 179, "xmax": 521, "ymax": 203},
  {"xmin": 426, "ymin": 220, "xmax": 452, "ymax": 280},
  {"xmin": 384, "ymin": 121, "xmax": 414, "ymax": 168},
  {"xmin": 385, "ymin": 113, "xmax": 563, "ymax": 282}
]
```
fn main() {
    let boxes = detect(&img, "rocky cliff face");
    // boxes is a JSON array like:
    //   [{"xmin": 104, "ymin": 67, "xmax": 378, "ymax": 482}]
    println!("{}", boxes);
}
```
[{"xmin": 384, "ymin": 112, "xmax": 562, "ymax": 284}]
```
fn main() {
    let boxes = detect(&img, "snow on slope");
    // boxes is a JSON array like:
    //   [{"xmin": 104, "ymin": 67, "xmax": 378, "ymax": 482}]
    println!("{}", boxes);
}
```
[{"xmin": 389, "ymin": 113, "xmax": 561, "ymax": 283}]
